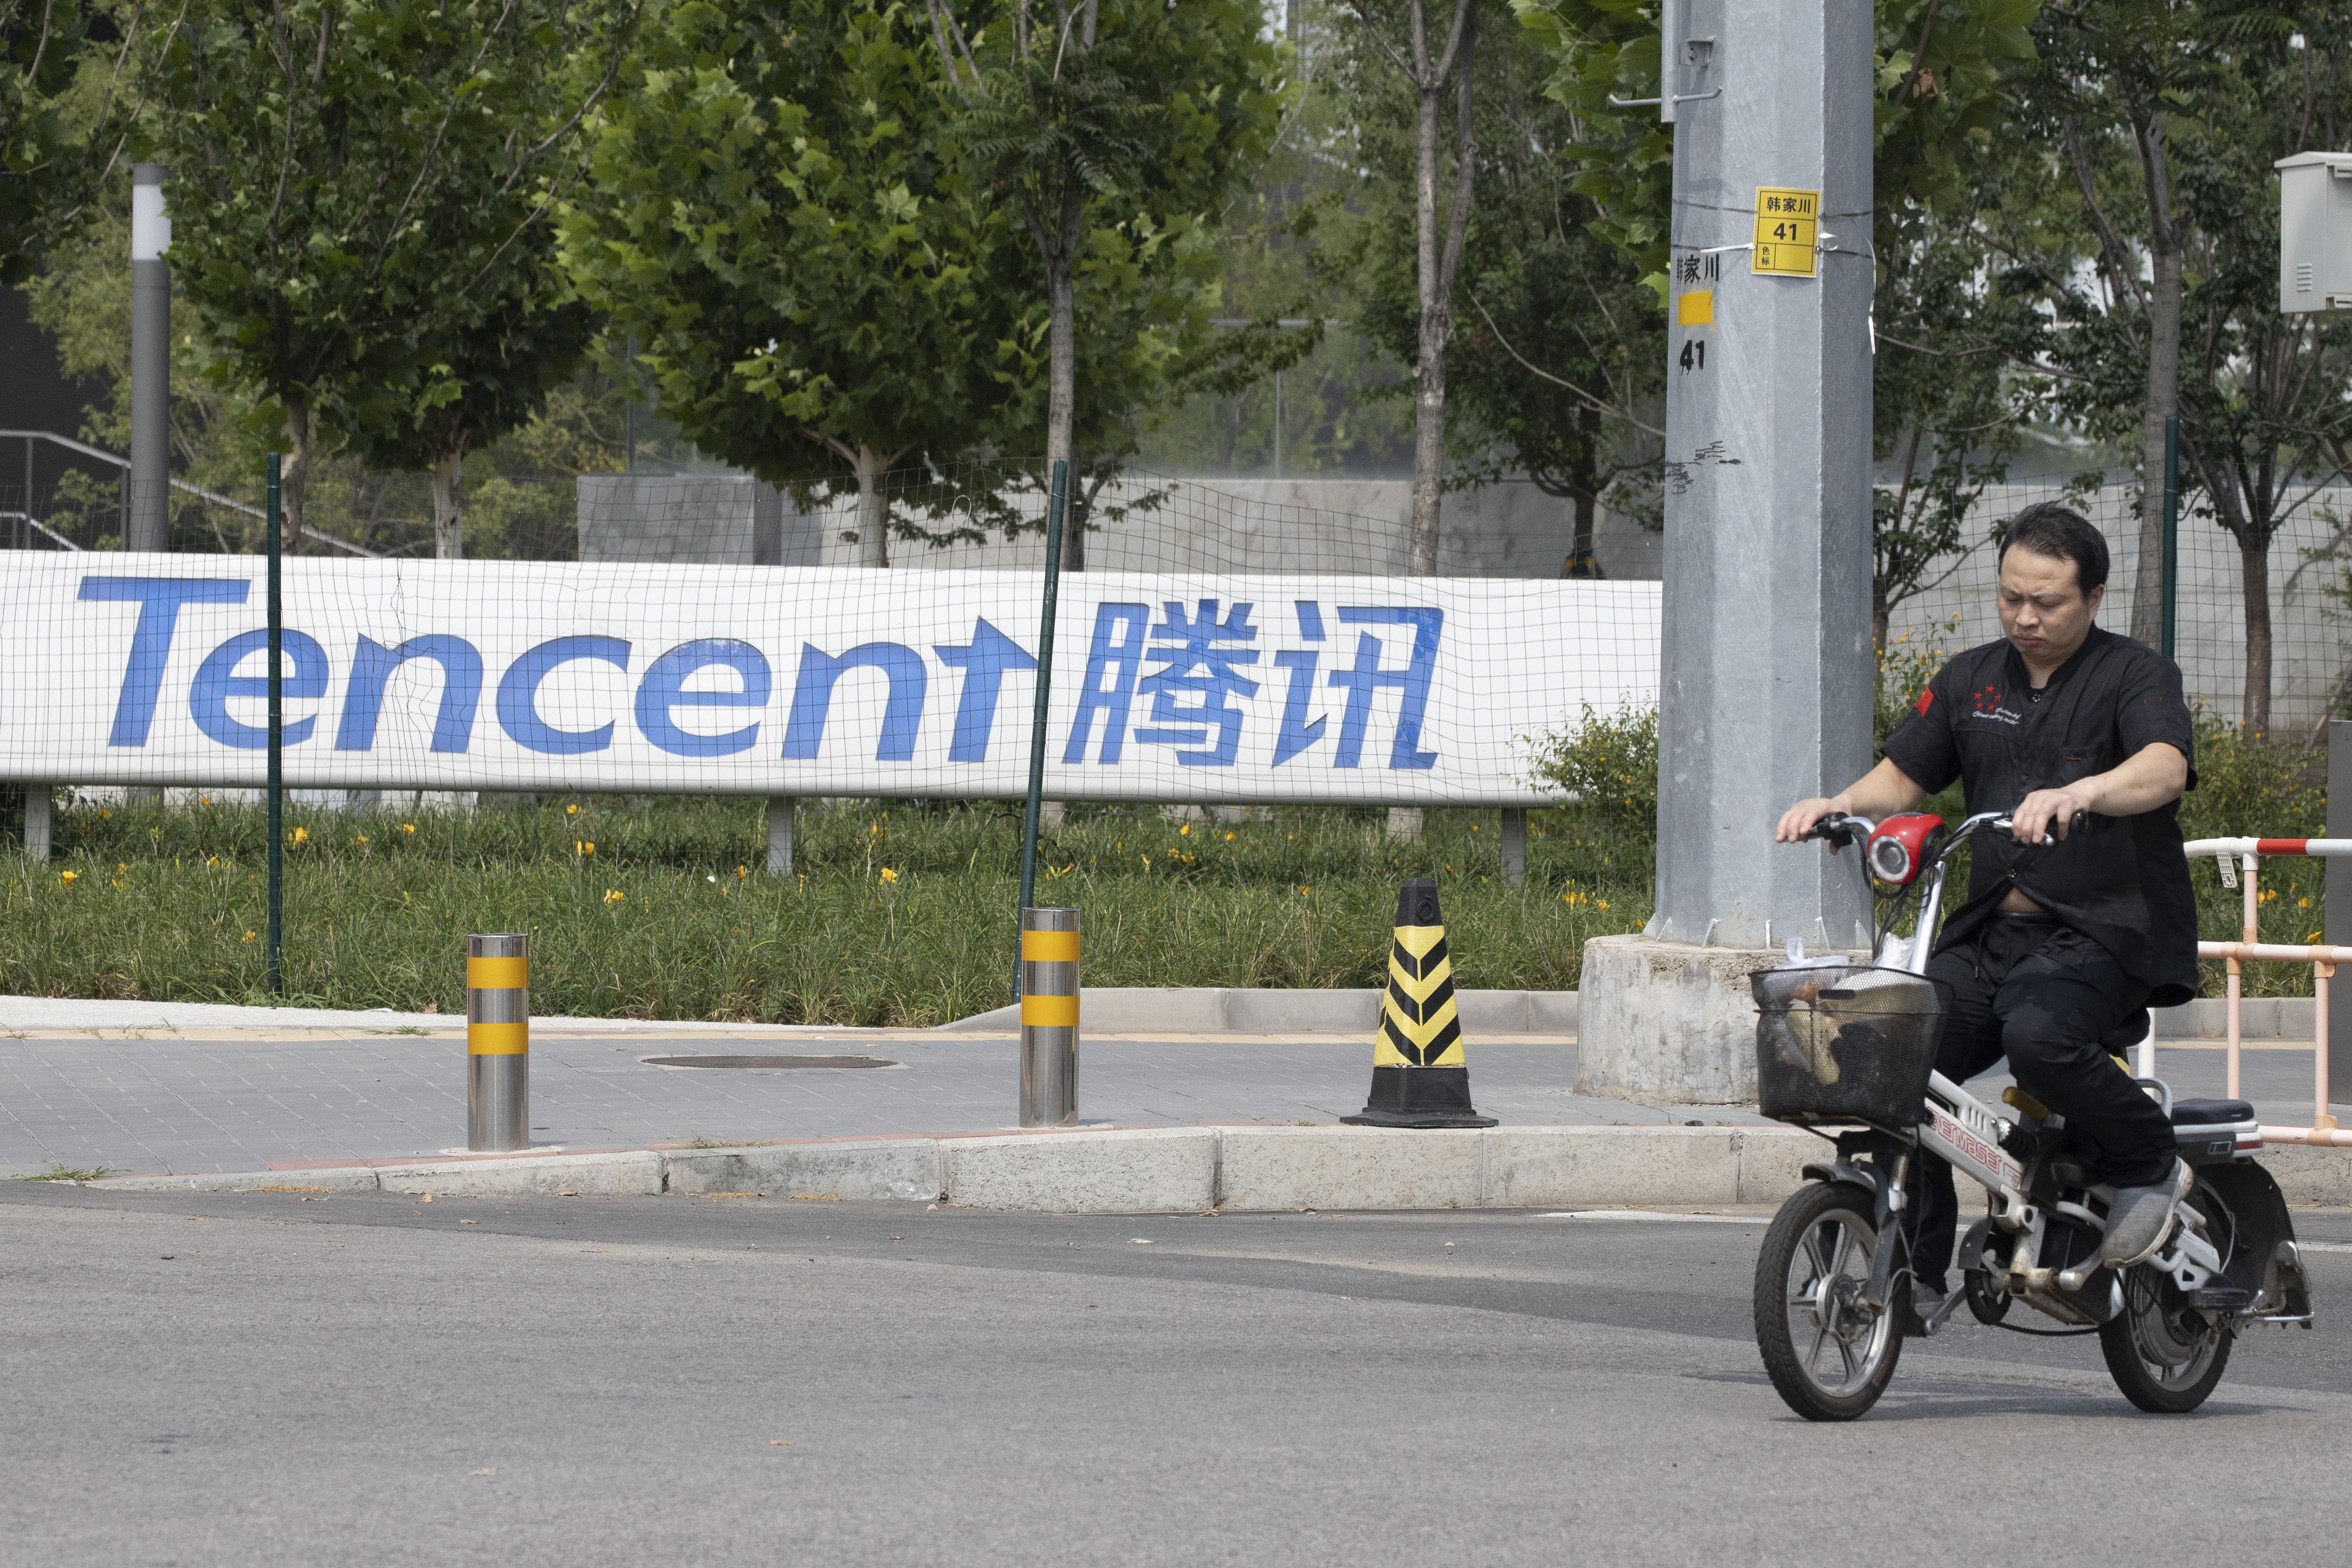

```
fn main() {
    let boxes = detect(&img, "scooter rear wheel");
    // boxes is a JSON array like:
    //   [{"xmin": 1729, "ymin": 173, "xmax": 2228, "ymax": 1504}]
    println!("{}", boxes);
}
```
[
  {"xmin": 2099, "ymin": 1260, "xmax": 2233, "ymax": 1413},
  {"xmin": 1754, "ymin": 1180, "xmax": 1905, "ymax": 1421}
]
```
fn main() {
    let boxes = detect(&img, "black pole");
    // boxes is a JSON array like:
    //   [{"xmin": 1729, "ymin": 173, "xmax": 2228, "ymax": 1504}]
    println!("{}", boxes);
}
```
[
  {"xmin": 1013, "ymin": 459, "xmax": 1068, "ymax": 1004},
  {"xmin": 2161, "ymin": 414, "xmax": 2180, "ymax": 661},
  {"xmin": 266, "ymin": 453, "xmax": 283, "ymax": 997}
]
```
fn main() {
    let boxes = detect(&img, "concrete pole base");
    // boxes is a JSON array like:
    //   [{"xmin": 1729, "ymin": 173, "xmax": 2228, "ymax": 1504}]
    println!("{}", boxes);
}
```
[{"xmin": 1576, "ymin": 933, "xmax": 1867, "ymax": 1105}]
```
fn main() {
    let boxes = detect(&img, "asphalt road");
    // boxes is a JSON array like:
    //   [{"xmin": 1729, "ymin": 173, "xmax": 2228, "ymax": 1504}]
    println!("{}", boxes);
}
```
[{"xmin": 7, "ymin": 1185, "xmax": 2352, "ymax": 1567}]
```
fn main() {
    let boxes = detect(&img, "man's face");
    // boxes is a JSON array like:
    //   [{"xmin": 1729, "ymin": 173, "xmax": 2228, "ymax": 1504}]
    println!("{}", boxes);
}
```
[{"xmin": 1997, "ymin": 546, "xmax": 2101, "ymax": 666}]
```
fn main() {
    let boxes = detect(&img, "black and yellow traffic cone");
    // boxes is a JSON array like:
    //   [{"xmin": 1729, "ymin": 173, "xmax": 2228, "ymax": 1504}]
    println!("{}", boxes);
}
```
[{"xmin": 1342, "ymin": 877, "xmax": 1497, "ymax": 1128}]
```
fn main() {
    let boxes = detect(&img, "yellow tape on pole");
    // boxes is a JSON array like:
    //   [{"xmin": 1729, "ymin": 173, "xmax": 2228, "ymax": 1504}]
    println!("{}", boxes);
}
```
[
  {"xmin": 1022, "ymin": 929, "xmax": 1081, "ymax": 963},
  {"xmin": 468, "ymin": 1021, "xmax": 528, "ymax": 1055},
  {"xmin": 467, "ymin": 955, "xmax": 529, "ymax": 990},
  {"xmin": 1021, "ymin": 993, "xmax": 1079, "ymax": 1028}
]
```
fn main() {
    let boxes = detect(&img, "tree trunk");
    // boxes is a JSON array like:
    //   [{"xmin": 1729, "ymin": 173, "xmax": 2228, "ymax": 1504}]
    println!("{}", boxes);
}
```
[
  {"xmin": 282, "ymin": 398, "xmax": 311, "ymax": 545},
  {"xmin": 1045, "ymin": 249, "xmax": 1076, "ymax": 479},
  {"xmin": 2240, "ymin": 530, "xmax": 2272, "ymax": 737},
  {"xmin": 430, "ymin": 446, "xmax": 466, "ymax": 560},
  {"xmin": 854, "ymin": 444, "xmax": 889, "ymax": 567},
  {"xmin": 1407, "ymin": 77, "xmax": 1448, "ymax": 577},
  {"xmin": 2132, "ymin": 234, "xmax": 2181, "ymax": 648},
  {"xmin": 1565, "ymin": 487, "xmax": 1601, "ymax": 577},
  {"xmin": 1403, "ymin": 9, "xmax": 1473, "ymax": 578}
]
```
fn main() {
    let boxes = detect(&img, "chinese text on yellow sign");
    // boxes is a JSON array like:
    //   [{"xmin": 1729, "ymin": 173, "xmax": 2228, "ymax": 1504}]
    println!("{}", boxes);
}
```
[{"xmin": 1752, "ymin": 187, "xmax": 1819, "ymax": 277}]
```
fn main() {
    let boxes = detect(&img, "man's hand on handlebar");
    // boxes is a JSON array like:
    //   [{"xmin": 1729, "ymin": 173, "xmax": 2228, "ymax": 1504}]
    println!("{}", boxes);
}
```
[
  {"xmin": 1775, "ymin": 797, "xmax": 1851, "ymax": 850},
  {"xmin": 2009, "ymin": 787, "xmax": 2095, "ymax": 845}
]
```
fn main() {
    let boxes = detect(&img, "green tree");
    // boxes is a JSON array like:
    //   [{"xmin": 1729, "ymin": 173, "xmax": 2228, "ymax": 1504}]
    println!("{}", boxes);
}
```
[
  {"xmin": 2022, "ymin": 1, "xmax": 2243, "ymax": 648},
  {"xmin": 0, "ymin": 0, "xmax": 137, "ymax": 287},
  {"xmin": 923, "ymin": 0, "xmax": 1285, "ymax": 523},
  {"xmin": 1353, "ymin": 6, "xmax": 1659, "ymax": 576},
  {"xmin": 1343, "ymin": 0, "xmax": 1478, "ymax": 574},
  {"xmin": 566, "ymin": 0, "xmax": 1025, "ymax": 566},
  {"xmin": 142, "ymin": 0, "xmax": 620, "ymax": 543},
  {"xmin": 352, "ymin": 274, "xmax": 597, "ymax": 558}
]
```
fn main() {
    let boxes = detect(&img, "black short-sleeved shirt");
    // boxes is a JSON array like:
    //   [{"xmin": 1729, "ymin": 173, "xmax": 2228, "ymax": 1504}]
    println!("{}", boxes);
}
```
[{"xmin": 1879, "ymin": 626, "xmax": 2200, "ymax": 1007}]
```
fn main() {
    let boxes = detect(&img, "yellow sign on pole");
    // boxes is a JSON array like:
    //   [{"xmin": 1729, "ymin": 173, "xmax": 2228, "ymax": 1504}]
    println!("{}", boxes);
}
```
[{"xmin": 1752, "ymin": 187, "xmax": 1820, "ymax": 277}]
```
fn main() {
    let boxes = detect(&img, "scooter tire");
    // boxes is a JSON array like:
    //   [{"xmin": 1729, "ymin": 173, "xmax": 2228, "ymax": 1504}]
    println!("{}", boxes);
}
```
[
  {"xmin": 1754, "ymin": 1180, "xmax": 1905, "ymax": 1422},
  {"xmin": 2098, "ymin": 1265, "xmax": 2233, "ymax": 1414}
]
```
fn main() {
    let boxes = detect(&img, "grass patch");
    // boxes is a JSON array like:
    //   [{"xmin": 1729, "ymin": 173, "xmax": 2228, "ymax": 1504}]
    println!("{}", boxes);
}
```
[
  {"xmin": 0, "ymin": 794, "xmax": 1653, "ymax": 1025},
  {"xmin": 14, "ymin": 1162, "xmax": 119, "ymax": 1181}
]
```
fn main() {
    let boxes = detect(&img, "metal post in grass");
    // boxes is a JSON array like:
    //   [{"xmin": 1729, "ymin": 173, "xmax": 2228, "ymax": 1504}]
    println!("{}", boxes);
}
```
[
  {"xmin": 266, "ymin": 452, "xmax": 283, "ymax": 997},
  {"xmin": 1012, "ymin": 459, "xmax": 1069, "ymax": 1005},
  {"xmin": 2161, "ymin": 414, "xmax": 2180, "ymax": 661}
]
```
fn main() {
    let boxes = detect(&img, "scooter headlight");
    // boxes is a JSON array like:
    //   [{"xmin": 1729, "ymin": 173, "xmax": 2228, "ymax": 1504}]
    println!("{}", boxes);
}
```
[{"xmin": 1868, "ymin": 834, "xmax": 1913, "ymax": 884}]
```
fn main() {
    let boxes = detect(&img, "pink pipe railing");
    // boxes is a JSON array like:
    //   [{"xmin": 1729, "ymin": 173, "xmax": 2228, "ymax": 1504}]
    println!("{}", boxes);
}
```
[{"xmin": 2183, "ymin": 837, "xmax": 2352, "ymax": 1146}]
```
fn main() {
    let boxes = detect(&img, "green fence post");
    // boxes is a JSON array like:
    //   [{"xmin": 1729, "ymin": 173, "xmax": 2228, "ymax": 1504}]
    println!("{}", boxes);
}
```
[
  {"xmin": 266, "ymin": 453, "xmax": 283, "ymax": 997},
  {"xmin": 2161, "ymin": 414, "xmax": 2180, "ymax": 661},
  {"xmin": 1013, "ymin": 460, "xmax": 1068, "ymax": 1005}
]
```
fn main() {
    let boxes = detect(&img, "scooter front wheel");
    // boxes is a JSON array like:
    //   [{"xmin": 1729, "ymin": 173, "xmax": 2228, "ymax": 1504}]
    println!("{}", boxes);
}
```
[{"xmin": 1754, "ymin": 1180, "xmax": 1905, "ymax": 1421}]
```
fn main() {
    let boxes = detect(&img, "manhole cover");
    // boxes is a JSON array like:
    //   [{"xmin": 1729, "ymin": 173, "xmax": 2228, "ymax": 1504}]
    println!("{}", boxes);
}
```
[{"xmin": 641, "ymin": 1054, "xmax": 898, "ymax": 1070}]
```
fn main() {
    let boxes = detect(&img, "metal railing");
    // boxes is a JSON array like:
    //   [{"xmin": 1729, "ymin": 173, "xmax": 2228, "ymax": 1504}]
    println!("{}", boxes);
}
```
[
  {"xmin": 2182, "ymin": 836, "xmax": 2352, "ymax": 1147},
  {"xmin": 0, "ymin": 430, "xmax": 380, "ymax": 557}
]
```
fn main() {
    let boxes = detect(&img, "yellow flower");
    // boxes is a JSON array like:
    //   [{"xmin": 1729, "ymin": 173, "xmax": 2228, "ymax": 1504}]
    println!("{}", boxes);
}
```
[
  {"xmin": 576, "ymin": 841, "xmax": 595, "ymax": 856},
  {"xmin": 567, "ymin": 803, "xmax": 580, "ymax": 814},
  {"xmin": 1179, "ymin": 823, "xmax": 1191, "ymax": 836},
  {"xmin": 401, "ymin": 823, "xmax": 415, "ymax": 835},
  {"xmin": 1224, "ymin": 831, "xmax": 1235, "ymax": 841},
  {"xmin": 880, "ymin": 867, "xmax": 899, "ymax": 884},
  {"xmin": 291, "ymin": 827, "xmax": 309, "ymax": 844},
  {"xmin": 199, "ymin": 796, "xmax": 210, "ymax": 806},
  {"xmin": 604, "ymin": 890, "xmax": 624, "ymax": 904},
  {"xmin": 1296, "ymin": 884, "xmax": 1311, "ymax": 895},
  {"xmin": 116, "ymin": 863, "xmax": 126, "ymax": 873},
  {"xmin": 735, "ymin": 865, "xmax": 747, "ymax": 879},
  {"xmin": 242, "ymin": 930, "xmax": 256, "ymax": 942},
  {"xmin": 99, "ymin": 810, "xmax": 111, "ymax": 819},
  {"xmin": 354, "ymin": 836, "xmax": 368, "ymax": 845},
  {"xmin": 2311, "ymin": 930, "xmax": 2327, "ymax": 944},
  {"xmin": 2301, "ymin": 897, "xmax": 2312, "ymax": 908},
  {"xmin": 59, "ymin": 870, "xmax": 77, "ymax": 883},
  {"xmin": 205, "ymin": 855, "xmax": 219, "ymax": 868}
]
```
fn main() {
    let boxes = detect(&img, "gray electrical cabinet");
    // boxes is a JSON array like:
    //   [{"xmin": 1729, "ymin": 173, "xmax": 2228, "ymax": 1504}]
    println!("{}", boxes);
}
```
[{"xmin": 2279, "ymin": 151, "xmax": 2352, "ymax": 313}]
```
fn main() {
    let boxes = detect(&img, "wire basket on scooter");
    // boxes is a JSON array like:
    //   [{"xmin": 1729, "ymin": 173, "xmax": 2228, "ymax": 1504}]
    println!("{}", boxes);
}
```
[{"xmin": 1749, "ymin": 965, "xmax": 1942, "ymax": 1127}]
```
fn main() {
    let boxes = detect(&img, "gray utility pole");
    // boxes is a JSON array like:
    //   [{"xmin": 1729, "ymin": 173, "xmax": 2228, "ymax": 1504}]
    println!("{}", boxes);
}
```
[
  {"xmin": 1576, "ymin": 0, "xmax": 1875, "ymax": 1105},
  {"xmin": 129, "ymin": 164, "xmax": 171, "ymax": 553}
]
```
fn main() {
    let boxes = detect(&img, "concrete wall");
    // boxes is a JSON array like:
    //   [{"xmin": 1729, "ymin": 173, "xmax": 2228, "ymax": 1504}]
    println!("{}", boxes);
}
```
[
  {"xmin": 1885, "ymin": 482, "xmax": 2352, "ymax": 731},
  {"xmin": 579, "ymin": 474, "xmax": 1662, "ymax": 581}
]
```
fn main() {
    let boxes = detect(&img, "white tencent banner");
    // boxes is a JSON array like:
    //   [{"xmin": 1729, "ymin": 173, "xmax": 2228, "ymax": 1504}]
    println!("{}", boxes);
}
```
[{"xmin": 0, "ymin": 556, "xmax": 1658, "ymax": 805}]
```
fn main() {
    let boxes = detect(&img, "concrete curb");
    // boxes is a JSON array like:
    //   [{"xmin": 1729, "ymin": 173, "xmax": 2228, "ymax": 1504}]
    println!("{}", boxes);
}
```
[
  {"xmin": 938, "ymin": 988, "xmax": 1579, "ymax": 1034},
  {"xmin": 84, "ymin": 1123, "xmax": 2352, "ymax": 1211}
]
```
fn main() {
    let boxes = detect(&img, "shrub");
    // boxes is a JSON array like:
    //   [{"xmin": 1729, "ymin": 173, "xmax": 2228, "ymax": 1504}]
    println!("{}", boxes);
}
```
[{"xmin": 1524, "ymin": 701, "xmax": 1658, "ymax": 836}]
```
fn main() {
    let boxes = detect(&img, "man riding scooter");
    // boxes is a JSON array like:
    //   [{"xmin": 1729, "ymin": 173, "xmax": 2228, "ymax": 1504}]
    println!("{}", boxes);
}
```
[{"xmin": 1774, "ymin": 503, "xmax": 2201, "ymax": 1320}]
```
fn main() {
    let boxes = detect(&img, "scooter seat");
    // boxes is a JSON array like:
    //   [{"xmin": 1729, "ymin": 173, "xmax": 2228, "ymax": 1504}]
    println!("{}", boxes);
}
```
[{"xmin": 2171, "ymin": 1097, "xmax": 2255, "ymax": 1126}]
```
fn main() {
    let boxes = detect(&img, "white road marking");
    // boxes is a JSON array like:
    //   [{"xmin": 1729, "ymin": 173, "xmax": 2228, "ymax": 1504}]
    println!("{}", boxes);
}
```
[
  {"xmin": 2294, "ymin": 1241, "xmax": 2352, "ymax": 1254},
  {"xmin": 1538, "ymin": 1210, "xmax": 1768, "ymax": 1224}
]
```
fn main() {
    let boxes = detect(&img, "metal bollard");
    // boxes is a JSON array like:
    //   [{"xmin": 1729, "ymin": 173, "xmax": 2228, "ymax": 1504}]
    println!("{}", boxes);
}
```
[
  {"xmin": 1019, "ymin": 907, "xmax": 1079, "ymax": 1127},
  {"xmin": 466, "ymin": 933, "xmax": 529, "ymax": 1151}
]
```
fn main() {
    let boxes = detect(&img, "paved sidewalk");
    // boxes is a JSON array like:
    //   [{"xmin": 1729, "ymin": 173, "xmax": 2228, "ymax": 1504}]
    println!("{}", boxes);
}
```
[{"xmin": 4, "ymin": 1007, "xmax": 2345, "ymax": 1178}]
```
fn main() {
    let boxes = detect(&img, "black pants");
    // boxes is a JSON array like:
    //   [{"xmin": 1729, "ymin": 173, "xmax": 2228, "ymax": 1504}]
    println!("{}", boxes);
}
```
[{"xmin": 1908, "ymin": 913, "xmax": 2177, "ymax": 1290}]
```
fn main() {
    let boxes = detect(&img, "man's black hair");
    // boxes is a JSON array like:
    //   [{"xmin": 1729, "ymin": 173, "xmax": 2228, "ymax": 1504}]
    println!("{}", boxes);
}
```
[{"xmin": 1999, "ymin": 501, "xmax": 2109, "ymax": 595}]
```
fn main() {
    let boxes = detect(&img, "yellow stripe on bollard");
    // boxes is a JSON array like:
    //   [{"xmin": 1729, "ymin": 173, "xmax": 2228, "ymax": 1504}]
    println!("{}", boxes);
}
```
[
  {"xmin": 467, "ymin": 955, "xmax": 529, "ymax": 990},
  {"xmin": 1021, "ymin": 993, "xmax": 1079, "ymax": 1028},
  {"xmin": 1022, "ymin": 929, "xmax": 1081, "ymax": 963},
  {"xmin": 467, "ymin": 1021, "xmax": 529, "ymax": 1055}
]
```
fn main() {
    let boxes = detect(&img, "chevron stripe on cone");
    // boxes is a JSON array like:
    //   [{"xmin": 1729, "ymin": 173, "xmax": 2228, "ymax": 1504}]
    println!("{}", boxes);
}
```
[{"xmin": 1342, "ymin": 877, "xmax": 1496, "ymax": 1129}]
